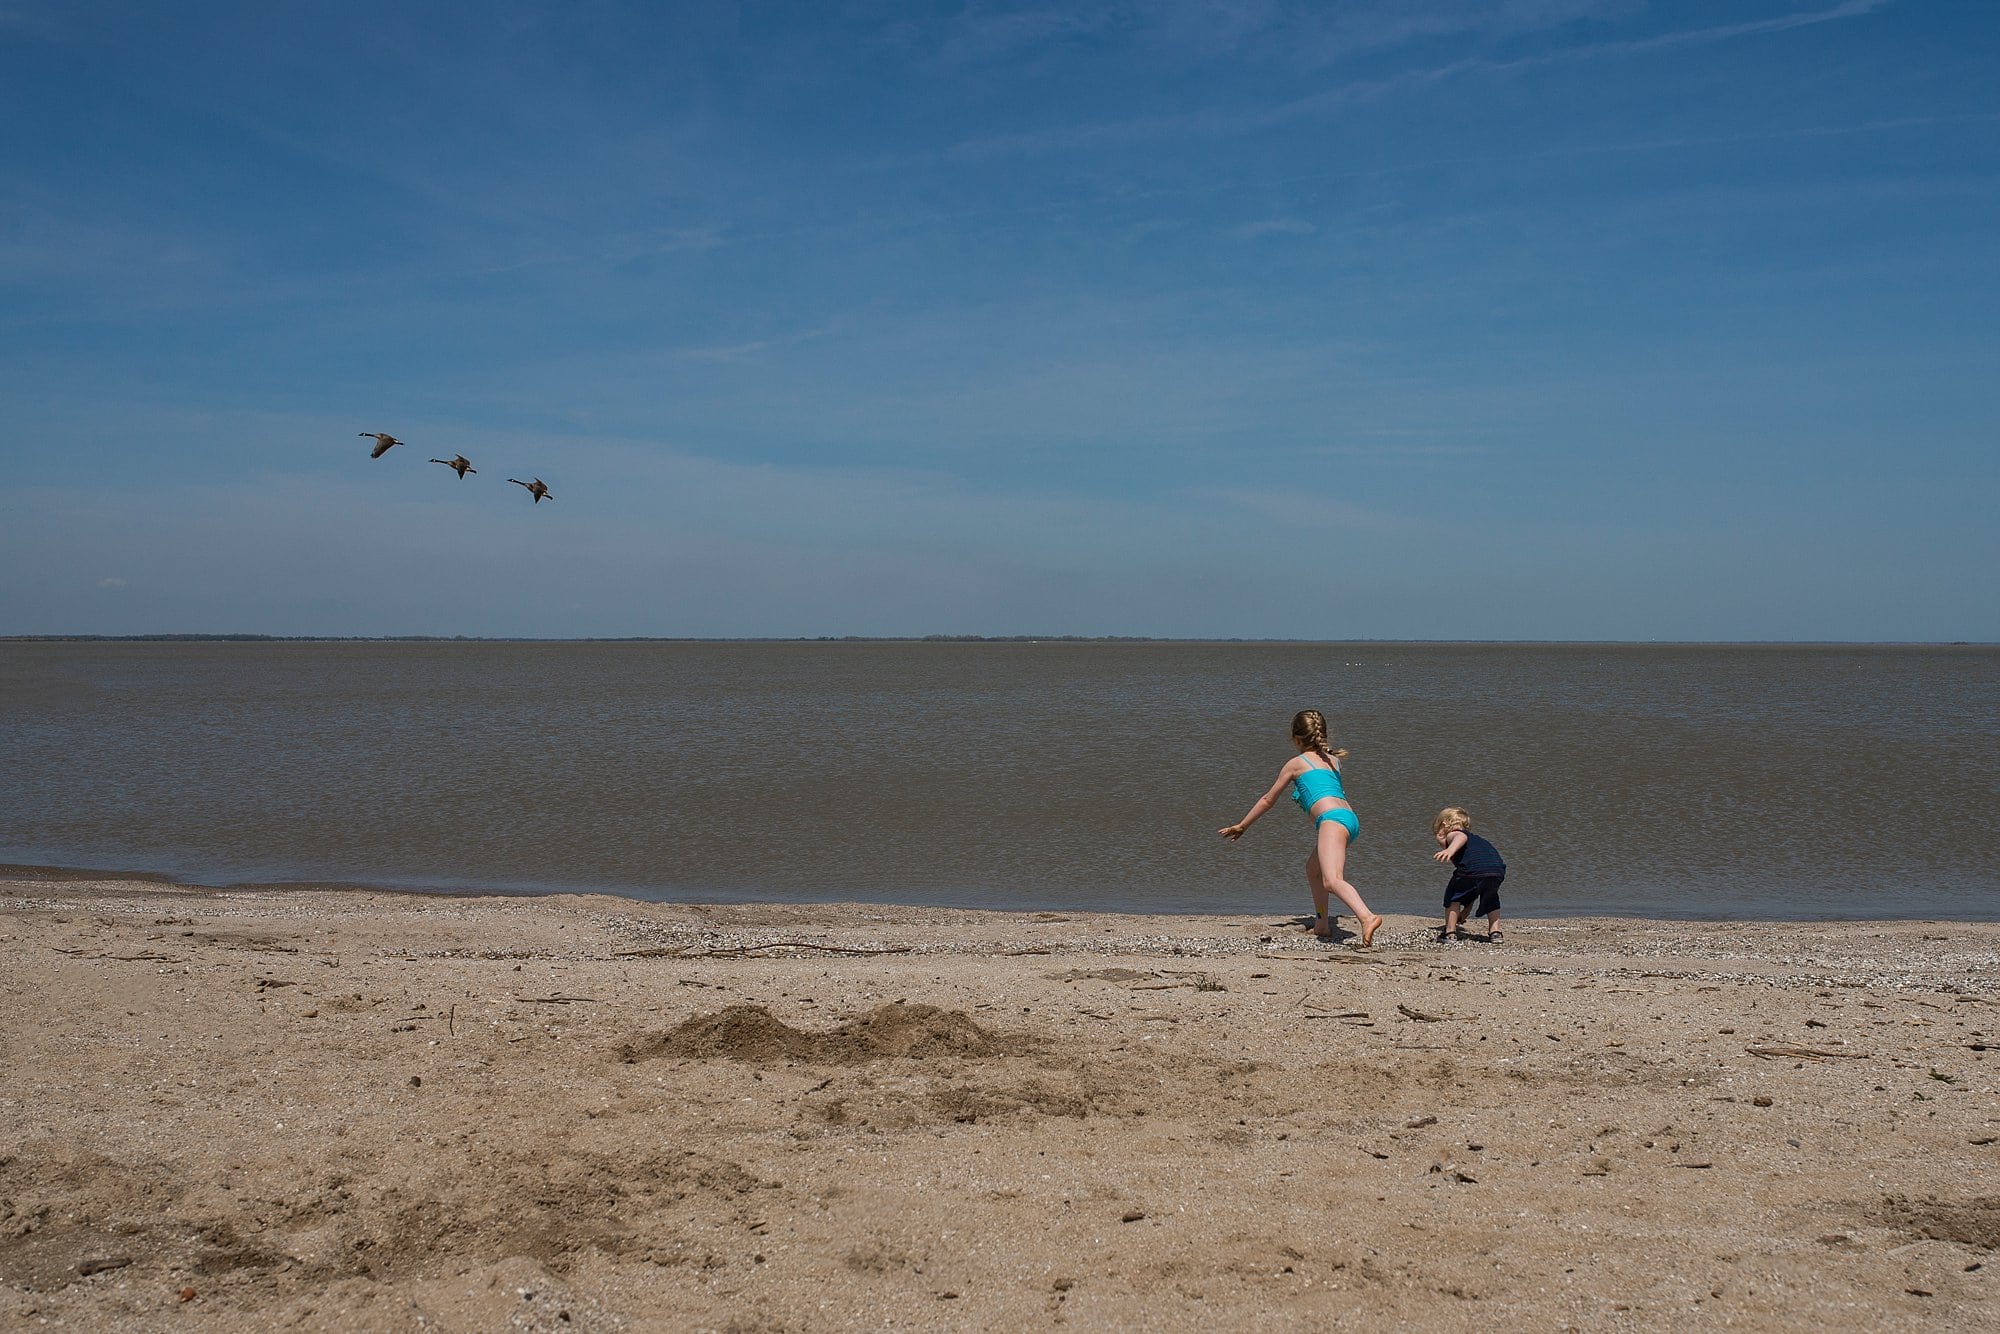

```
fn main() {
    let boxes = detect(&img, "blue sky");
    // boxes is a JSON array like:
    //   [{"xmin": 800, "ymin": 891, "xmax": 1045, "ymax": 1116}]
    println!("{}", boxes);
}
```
[{"xmin": 3, "ymin": 0, "xmax": 1995, "ymax": 639}]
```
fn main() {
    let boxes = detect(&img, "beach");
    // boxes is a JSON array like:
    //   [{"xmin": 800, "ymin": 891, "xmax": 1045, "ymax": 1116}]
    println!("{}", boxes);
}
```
[{"xmin": 3, "ymin": 872, "xmax": 1997, "ymax": 1332}]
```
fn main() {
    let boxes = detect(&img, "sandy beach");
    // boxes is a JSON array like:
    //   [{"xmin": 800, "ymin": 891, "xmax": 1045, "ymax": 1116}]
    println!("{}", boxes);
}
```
[{"xmin": 2, "ymin": 872, "xmax": 1996, "ymax": 1331}]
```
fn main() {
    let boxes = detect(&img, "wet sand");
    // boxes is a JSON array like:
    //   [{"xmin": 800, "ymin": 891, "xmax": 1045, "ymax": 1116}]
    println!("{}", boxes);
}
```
[{"xmin": 3, "ymin": 872, "xmax": 1997, "ymax": 1331}]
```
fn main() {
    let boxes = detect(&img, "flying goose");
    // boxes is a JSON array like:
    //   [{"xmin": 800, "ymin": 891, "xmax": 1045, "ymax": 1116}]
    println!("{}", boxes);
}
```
[
  {"xmin": 508, "ymin": 477, "xmax": 552, "ymax": 503},
  {"xmin": 359, "ymin": 432, "xmax": 405, "ymax": 459},
  {"xmin": 430, "ymin": 454, "xmax": 476, "ymax": 478}
]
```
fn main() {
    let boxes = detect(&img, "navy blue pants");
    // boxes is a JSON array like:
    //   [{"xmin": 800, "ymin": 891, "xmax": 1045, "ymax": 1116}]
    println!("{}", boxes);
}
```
[{"xmin": 1443, "ymin": 872, "xmax": 1503, "ymax": 917}]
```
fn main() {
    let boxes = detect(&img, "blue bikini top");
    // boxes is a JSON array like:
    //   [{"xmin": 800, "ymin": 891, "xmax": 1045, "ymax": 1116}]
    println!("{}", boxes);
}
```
[{"xmin": 1291, "ymin": 763, "xmax": 1346, "ymax": 816}]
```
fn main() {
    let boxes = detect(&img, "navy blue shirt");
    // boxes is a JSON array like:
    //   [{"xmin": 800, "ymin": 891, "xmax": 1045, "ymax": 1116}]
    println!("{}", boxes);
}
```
[{"xmin": 1450, "ymin": 832, "xmax": 1506, "ymax": 876}]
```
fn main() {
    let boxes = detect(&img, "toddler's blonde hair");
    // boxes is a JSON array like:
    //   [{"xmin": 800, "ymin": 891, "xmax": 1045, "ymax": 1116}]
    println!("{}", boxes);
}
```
[{"xmin": 1433, "ymin": 807, "xmax": 1472, "ymax": 837}]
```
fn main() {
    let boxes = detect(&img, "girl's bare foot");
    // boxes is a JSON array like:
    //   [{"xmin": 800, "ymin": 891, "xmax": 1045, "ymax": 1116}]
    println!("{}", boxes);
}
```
[
  {"xmin": 1359, "ymin": 914, "xmax": 1384, "ymax": 947},
  {"xmin": 1300, "ymin": 915, "xmax": 1331, "ymax": 938}
]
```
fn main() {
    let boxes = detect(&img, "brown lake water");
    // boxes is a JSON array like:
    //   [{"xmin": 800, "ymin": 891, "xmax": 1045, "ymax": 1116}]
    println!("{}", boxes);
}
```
[{"xmin": 2, "ymin": 641, "xmax": 1994, "ymax": 918}]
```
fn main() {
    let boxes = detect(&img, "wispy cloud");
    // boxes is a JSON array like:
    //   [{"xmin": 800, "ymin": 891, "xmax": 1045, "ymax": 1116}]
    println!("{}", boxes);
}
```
[
  {"xmin": 0, "ymin": 3, "xmax": 71, "ymax": 41},
  {"xmin": 920, "ymin": 1, "xmax": 1637, "ymax": 73},
  {"xmin": 475, "ymin": 227, "xmax": 727, "ymax": 278},
  {"xmin": 6, "ymin": 441, "xmax": 1352, "ymax": 636},
  {"xmin": 1213, "ymin": 0, "xmax": 1642, "ymax": 70},
  {"xmin": 1202, "ymin": 485, "xmax": 1430, "ymax": 535},
  {"xmin": 1562, "ymin": 0, "xmax": 1893, "ymax": 57},
  {"xmin": 1230, "ymin": 217, "xmax": 1315, "ymax": 240},
  {"xmin": 931, "ymin": 2, "xmax": 1131, "ymax": 67},
  {"xmin": 670, "ymin": 327, "xmax": 833, "ymax": 364},
  {"xmin": 1310, "ymin": 441, "xmax": 1494, "ymax": 460},
  {"xmin": 942, "ymin": 0, "xmax": 1899, "ymax": 160}
]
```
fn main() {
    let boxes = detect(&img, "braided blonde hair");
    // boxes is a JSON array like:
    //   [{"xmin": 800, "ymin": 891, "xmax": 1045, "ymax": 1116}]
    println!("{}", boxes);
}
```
[{"xmin": 1290, "ymin": 709, "xmax": 1349, "ymax": 768}]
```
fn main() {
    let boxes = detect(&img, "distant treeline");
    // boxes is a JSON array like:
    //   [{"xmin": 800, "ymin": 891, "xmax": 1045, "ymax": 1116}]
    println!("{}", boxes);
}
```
[
  {"xmin": 11, "ymin": 634, "xmax": 1972, "ymax": 646},
  {"xmin": 1, "ymin": 633, "xmax": 1189, "ymax": 644},
  {"xmin": 4, "ymin": 634, "xmax": 461, "ymax": 642}
]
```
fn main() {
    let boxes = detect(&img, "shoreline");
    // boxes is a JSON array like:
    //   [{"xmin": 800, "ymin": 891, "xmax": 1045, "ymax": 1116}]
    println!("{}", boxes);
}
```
[
  {"xmin": 6, "ymin": 862, "xmax": 1996, "ymax": 927},
  {"xmin": 5, "ymin": 871, "xmax": 1997, "ymax": 1330}
]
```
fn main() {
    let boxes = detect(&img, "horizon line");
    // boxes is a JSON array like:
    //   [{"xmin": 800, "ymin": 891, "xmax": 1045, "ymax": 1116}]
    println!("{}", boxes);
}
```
[{"xmin": 4, "ymin": 634, "xmax": 1994, "ymax": 648}]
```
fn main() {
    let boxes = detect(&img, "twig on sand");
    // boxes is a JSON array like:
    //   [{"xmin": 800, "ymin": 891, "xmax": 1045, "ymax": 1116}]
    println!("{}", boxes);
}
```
[
  {"xmin": 709, "ymin": 943, "xmax": 913, "ymax": 957},
  {"xmin": 1745, "ymin": 1045, "xmax": 1867, "ymax": 1061},
  {"xmin": 614, "ymin": 942, "xmax": 915, "ymax": 958},
  {"xmin": 51, "ymin": 945, "xmax": 187, "ymax": 963},
  {"xmin": 783, "ymin": 942, "xmax": 911, "ymax": 955},
  {"xmin": 1397, "ymin": 1004, "xmax": 1448, "ymax": 1023},
  {"xmin": 1254, "ymin": 953, "xmax": 1386, "ymax": 966},
  {"xmin": 519, "ymin": 995, "xmax": 603, "ymax": 1005}
]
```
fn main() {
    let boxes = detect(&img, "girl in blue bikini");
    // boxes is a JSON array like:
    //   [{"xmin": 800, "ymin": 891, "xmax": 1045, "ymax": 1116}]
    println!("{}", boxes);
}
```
[{"xmin": 1219, "ymin": 709, "xmax": 1385, "ymax": 945}]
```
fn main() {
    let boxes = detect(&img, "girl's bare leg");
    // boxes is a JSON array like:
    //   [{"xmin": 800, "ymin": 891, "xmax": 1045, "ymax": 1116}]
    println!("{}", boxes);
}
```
[
  {"xmin": 1310, "ymin": 822, "xmax": 1383, "ymax": 945},
  {"xmin": 1302, "ymin": 852, "xmax": 1331, "ymax": 933}
]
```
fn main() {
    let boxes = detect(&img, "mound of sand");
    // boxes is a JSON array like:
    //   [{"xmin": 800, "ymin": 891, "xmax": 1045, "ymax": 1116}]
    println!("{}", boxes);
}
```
[{"xmin": 620, "ymin": 1001, "xmax": 1031, "ymax": 1066}]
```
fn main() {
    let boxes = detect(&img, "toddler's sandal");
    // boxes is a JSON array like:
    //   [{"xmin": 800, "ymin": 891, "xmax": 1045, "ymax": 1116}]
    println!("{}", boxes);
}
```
[{"xmin": 1488, "ymin": 929, "xmax": 1505, "ymax": 944}]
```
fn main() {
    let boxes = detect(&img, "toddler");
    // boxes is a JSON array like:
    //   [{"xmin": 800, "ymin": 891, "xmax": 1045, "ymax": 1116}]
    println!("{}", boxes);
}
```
[{"xmin": 1433, "ymin": 807, "xmax": 1505, "ymax": 943}]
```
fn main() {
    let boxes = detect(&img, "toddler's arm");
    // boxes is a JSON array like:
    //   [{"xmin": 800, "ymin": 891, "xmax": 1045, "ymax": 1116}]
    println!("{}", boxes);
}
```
[{"xmin": 1433, "ymin": 830, "xmax": 1468, "ymax": 863}]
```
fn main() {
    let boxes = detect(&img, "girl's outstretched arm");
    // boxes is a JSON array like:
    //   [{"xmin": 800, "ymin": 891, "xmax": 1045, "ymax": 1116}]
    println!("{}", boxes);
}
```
[{"xmin": 1220, "ymin": 762, "xmax": 1301, "ymax": 840}]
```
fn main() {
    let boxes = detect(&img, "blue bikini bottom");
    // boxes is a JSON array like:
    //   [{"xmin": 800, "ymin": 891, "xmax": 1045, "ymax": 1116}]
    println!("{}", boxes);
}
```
[{"xmin": 1312, "ymin": 807, "xmax": 1360, "ymax": 841}]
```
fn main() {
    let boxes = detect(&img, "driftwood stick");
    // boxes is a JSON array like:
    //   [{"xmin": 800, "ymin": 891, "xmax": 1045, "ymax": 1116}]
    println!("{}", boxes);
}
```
[
  {"xmin": 614, "ymin": 942, "xmax": 915, "ymax": 959},
  {"xmin": 1398, "ymin": 1003, "xmax": 1447, "ymax": 1023},
  {"xmin": 706, "ymin": 943, "xmax": 914, "ymax": 957},
  {"xmin": 1745, "ymin": 1045, "xmax": 1867, "ymax": 1060}
]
